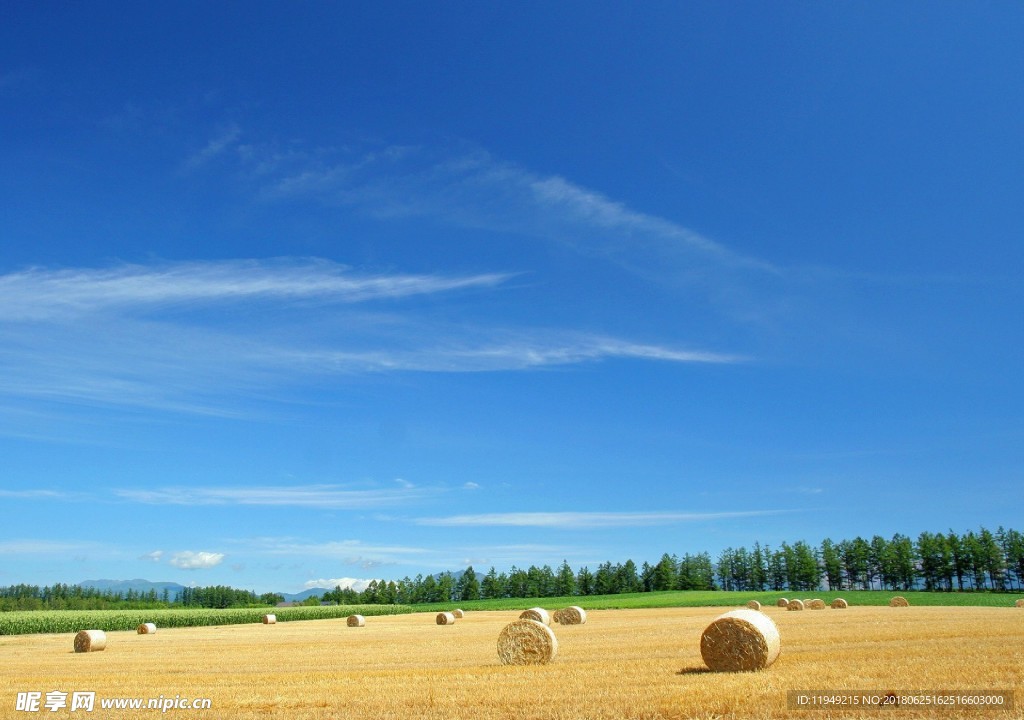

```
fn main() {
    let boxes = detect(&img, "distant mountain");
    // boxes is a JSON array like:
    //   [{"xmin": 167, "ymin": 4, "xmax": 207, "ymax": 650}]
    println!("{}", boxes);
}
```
[
  {"xmin": 78, "ymin": 578, "xmax": 188, "ymax": 598},
  {"xmin": 279, "ymin": 587, "xmax": 333, "ymax": 602}
]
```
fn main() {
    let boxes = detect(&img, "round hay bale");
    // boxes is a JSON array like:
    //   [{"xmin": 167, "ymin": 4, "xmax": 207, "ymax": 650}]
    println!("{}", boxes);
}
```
[
  {"xmin": 136, "ymin": 622, "xmax": 157, "ymax": 634},
  {"xmin": 74, "ymin": 630, "xmax": 106, "ymax": 653},
  {"xmin": 553, "ymin": 606, "xmax": 587, "ymax": 625},
  {"xmin": 262, "ymin": 614, "xmax": 277, "ymax": 624},
  {"xmin": 746, "ymin": 600, "xmax": 762, "ymax": 611},
  {"xmin": 808, "ymin": 599, "xmax": 826, "ymax": 610},
  {"xmin": 1015, "ymin": 599, "xmax": 1024, "ymax": 608},
  {"xmin": 889, "ymin": 596, "xmax": 909, "ymax": 607},
  {"xmin": 786, "ymin": 599, "xmax": 804, "ymax": 611},
  {"xmin": 452, "ymin": 609, "xmax": 465, "ymax": 618},
  {"xmin": 519, "ymin": 607, "xmax": 551, "ymax": 625},
  {"xmin": 347, "ymin": 614, "xmax": 365, "ymax": 627},
  {"xmin": 831, "ymin": 598, "xmax": 848, "ymax": 609},
  {"xmin": 436, "ymin": 612, "xmax": 456, "ymax": 625},
  {"xmin": 700, "ymin": 609, "xmax": 781, "ymax": 672},
  {"xmin": 776, "ymin": 598, "xmax": 789, "ymax": 608},
  {"xmin": 497, "ymin": 619, "xmax": 558, "ymax": 665}
]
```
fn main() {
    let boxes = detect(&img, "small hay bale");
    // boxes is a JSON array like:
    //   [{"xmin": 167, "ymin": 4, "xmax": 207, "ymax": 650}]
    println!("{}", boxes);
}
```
[
  {"xmin": 262, "ymin": 614, "xmax": 277, "ymax": 624},
  {"xmin": 519, "ymin": 607, "xmax": 551, "ymax": 625},
  {"xmin": 436, "ymin": 612, "xmax": 456, "ymax": 625},
  {"xmin": 808, "ymin": 599, "xmax": 826, "ymax": 610},
  {"xmin": 452, "ymin": 609, "xmax": 465, "ymax": 618},
  {"xmin": 347, "ymin": 614, "xmax": 365, "ymax": 627},
  {"xmin": 74, "ymin": 630, "xmax": 106, "ymax": 653},
  {"xmin": 776, "ymin": 598, "xmax": 789, "ymax": 608},
  {"xmin": 831, "ymin": 598, "xmax": 848, "ymax": 609},
  {"xmin": 786, "ymin": 599, "xmax": 804, "ymax": 611},
  {"xmin": 136, "ymin": 623, "xmax": 157, "ymax": 634},
  {"xmin": 553, "ymin": 606, "xmax": 587, "ymax": 625},
  {"xmin": 1015, "ymin": 599, "xmax": 1024, "ymax": 608},
  {"xmin": 497, "ymin": 619, "xmax": 558, "ymax": 665},
  {"xmin": 746, "ymin": 600, "xmax": 762, "ymax": 611},
  {"xmin": 889, "ymin": 596, "xmax": 909, "ymax": 607},
  {"xmin": 700, "ymin": 609, "xmax": 781, "ymax": 672}
]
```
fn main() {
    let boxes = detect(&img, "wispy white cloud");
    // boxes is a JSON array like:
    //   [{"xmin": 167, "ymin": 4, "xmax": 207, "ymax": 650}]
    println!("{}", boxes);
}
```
[
  {"xmin": 169, "ymin": 551, "xmax": 225, "ymax": 569},
  {"xmin": 184, "ymin": 124, "xmax": 241, "ymax": 169},
  {"xmin": 115, "ymin": 484, "xmax": 432, "ymax": 509},
  {"xmin": 0, "ymin": 488, "xmax": 82, "ymax": 500},
  {"xmin": 140, "ymin": 550, "xmax": 164, "ymax": 563},
  {"xmin": 305, "ymin": 577, "xmax": 377, "ymax": 592},
  {"xmin": 416, "ymin": 510, "xmax": 789, "ymax": 529},
  {"xmin": 0, "ymin": 539, "xmax": 101, "ymax": 555}
]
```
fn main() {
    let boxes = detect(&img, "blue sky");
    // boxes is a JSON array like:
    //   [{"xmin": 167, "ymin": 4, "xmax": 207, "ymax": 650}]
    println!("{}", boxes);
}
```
[{"xmin": 1, "ymin": 3, "xmax": 1021, "ymax": 594}]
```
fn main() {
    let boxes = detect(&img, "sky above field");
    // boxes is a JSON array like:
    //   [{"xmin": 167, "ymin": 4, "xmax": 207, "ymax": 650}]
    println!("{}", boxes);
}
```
[{"xmin": 1, "ymin": 3, "xmax": 1022, "ymax": 595}]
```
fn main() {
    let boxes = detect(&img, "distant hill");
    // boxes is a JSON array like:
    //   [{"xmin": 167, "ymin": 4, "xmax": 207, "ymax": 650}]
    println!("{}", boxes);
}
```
[
  {"xmin": 279, "ymin": 588, "xmax": 333, "ymax": 602},
  {"xmin": 78, "ymin": 578, "xmax": 188, "ymax": 598}
]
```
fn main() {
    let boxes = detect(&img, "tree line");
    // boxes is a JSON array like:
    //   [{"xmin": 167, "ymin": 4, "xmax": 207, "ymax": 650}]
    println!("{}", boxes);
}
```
[{"xmin": 0, "ymin": 583, "xmax": 284, "ymax": 612}]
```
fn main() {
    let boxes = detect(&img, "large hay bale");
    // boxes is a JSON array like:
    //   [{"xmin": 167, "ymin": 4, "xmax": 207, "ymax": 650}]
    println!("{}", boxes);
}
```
[
  {"xmin": 519, "ymin": 607, "xmax": 551, "ymax": 625},
  {"xmin": 436, "ymin": 612, "xmax": 456, "ymax": 625},
  {"xmin": 776, "ymin": 598, "xmax": 789, "ymax": 608},
  {"xmin": 497, "ymin": 619, "xmax": 558, "ymax": 665},
  {"xmin": 889, "ymin": 596, "xmax": 909, "ymax": 607},
  {"xmin": 452, "ymin": 609, "xmax": 465, "ymax": 618},
  {"xmin": 136, "ymin": 623, "xmax": 157, "ymax": 634},
  {"xmin": 786, "ymin": 599, "xmax": 804, "ymax": 611},
  {"xmin": 1015, "ymin": 599, "xmax": 1024, "ymax": 608},
  {"xmin": 553, "ymin": 606, "xmax": 587, "ymax": 625},
  {"xmin": 262, "ymin": 614, "xmax": 277, "ymax": 624},
  {"xmin": 807, "ymin": 599, "xmax": 826, "ymax": 610},
  {"xmin": 74, "ymin": 630, "xmax": 106, "ymax": 653},
  {"xmin": 830, "ymin": 598, "xmax": 848, "ymax": 609},
  {"xmin": 347, "ymin": 614, "xmax": 365, "ymax": 627},
  {"xmin": 746, "ymin": 600, "xmax": 762, "ymax": 611},
  {"xmin": 700, "ymin": 609, "xmax": 781, "ymax": 672}
]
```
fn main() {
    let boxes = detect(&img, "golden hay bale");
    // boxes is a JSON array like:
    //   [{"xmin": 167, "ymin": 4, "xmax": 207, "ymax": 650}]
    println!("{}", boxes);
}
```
[
  {"xmin": 831, "ymin": 598, "xmax": 848, "ymax": 609},
  {"xmin": 262, "ymin": 614, "xmax": 277, "ymax": 624},
  {"xmin": 519, "ymin": 607, "xmax": 551, "ymax": 625},
  {"xmin": 436, "ymin": 612, "xmax": 456, "ymax": 625},
  {"xmin": 136, "ymin": 623, "xmax": 157, "ymax": 634},
  {"xmin": 776, "ymin": 598, "xmax": 789, "ymax": 607},
  {"xmin": 808, "ymin": 599, "xmax": 826, "ymax": 610},
  {"xmin": 1015, "ymin": 599, "xmax": 1024, "ymax": 608},
  {"xmin": 497, "ymin": 619, "xmax": 558, "ymax": 665},
  {"xmin": 553, "ymin": 606, "xmax": 587, "ymax": 625},
  {"xmin": 746, "ymin": 600, "xmax": 762, "ymax": 611},
  {"xmin": 700, "ymin": 609, "xmax": 781, "ymax": 672},
  {"xmin": 889, "ymin": 596, "xmax": 909, "ymax": 607},
  {"xmin": 786, "ymin": 599, "xmax": 804, "ymax": 611},
  {"xmin": 347, "ymin": 614, "xmax": 365, "ymax": 627},
  {"xmin": 74, "ymin": 630, "xmax": 106, "ymax": 653},
  {"xmin": 452, "ymin": 609, "xmax": 465, "ymax": 618}
]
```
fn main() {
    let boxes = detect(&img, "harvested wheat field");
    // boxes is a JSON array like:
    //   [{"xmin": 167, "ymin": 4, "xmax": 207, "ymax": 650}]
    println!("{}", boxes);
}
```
[{"xmin": 0, "ymin": 607, "xmax": 1021, "ymax": 720}]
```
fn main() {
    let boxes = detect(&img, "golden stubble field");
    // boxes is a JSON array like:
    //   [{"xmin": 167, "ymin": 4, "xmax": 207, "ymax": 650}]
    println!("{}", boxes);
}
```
[{"xmin": 0, "ymin": 606, "xmax": 1021, "ymax": 720}]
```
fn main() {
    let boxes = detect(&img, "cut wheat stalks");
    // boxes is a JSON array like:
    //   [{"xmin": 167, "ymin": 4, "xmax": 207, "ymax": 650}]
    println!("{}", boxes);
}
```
[
  {"xmin": 786, "ymin": 599, "xmax": 804, "ymax": 611},
  {"xmin": 745, "ymin": 600, "xmax": 762, "ymax": 611},
  {"xmin": 807, "ymin": 599, "xmax": 826, "ymax": 610},
  {"xmin": 347, "ymin": 614, "xmax": 365, "ymax": 627},
  {"xmin": 136, "ymin": 623, "xmax": 157, "ymax": 634},
  {"xmin": 262, "ymin": 614, "xmax": 277, "ymax": 624},
  {"xmin": 452, "ymin": 609, "xmax": 465, "ymax": 618},
  {"xmin": 831, "ymin": 598, "xmax": 848, "ymax": 609},
  {"xmin": 74, "ymin": 630, "xmax": 106, "ymax": 653},
  {"xmin": 889, "ymin": 596, "xmax": 909, "ymax": 607},
  {"xmin": 776, "ymin": 598, "xmax": 789, "ymax": 607},
  {"xmin": 519, "ymin": 607, "xmax": 551, "ymax": 625},
  {"xmin": 436, "ymin": 612, "xmax": 456, "ymax": 625},
  {"xmin": 497, "ymin": 619, "xmax": 558, "ymax": 665},
  {"xmin": 1015, "ymin": 599, "xmax": 1024, "ymax": 608},
  {"xmin": 700, "ymin": 609, "xmax": 781, "ymax": 672},
  {"xmin": 553, "ymin": 606, "xmax": 587, "ymax": 625}
]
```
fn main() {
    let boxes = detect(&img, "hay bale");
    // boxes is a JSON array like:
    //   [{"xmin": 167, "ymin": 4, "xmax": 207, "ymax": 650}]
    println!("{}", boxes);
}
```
[
  {"xmin": 519, "ymin": 607, "xmax": 551, "ymax": 625},
  {"xmin": 831, "ymin": 598, "xmax": 848, "ymax": 609},
  {"xmin": 808, "ymin": 599, "xmax": 826, "ymax": 610},
  {"xmin": 452, "ymin": 609, "xmax": 465, "ymax": 618},
  {"xmin": 700, "ymin": 609, "xmax": 781, "ymax": 672},
  {"xmin": 746, "ymin": 600, "xmax": 762, "ymax": 611},
  {"xmin": 497, "ymin": 619, "xmax": 558, "ymax": 665},
  {"xmin": 786, "ymin": 599, "xmax": 804, "ymax": 611},
  {"xmin": 889, "ymin": 596, "xmax": 909, "ymax": 607},
  {"xmin": 74, "ymin": 630, "xmax": 106, "ymax": 653},
  {"xmin": 776, "ymin": 598, "xmax": 789, "ymax": 607},
  {"xmin": 1015, "ymin": 599, "xmax": 1024, "ymax": 608},
  {"xmin": 347, "ymin": 614, "xmax": 365, "ymax": 627},
  {"xmin": 262, "ymin": 614, "xmax": 277, "ymax": 624},
  {"xmin": 553, "ymin": 606, "xmax": 587, "ymax": 625},
  {"xmin": 436, "ymin": 612, "xmax": 456, "ymax": 625},
  {"xmin": 136, "ymin": 623, "xmax": 157, "ymax": 634}
]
